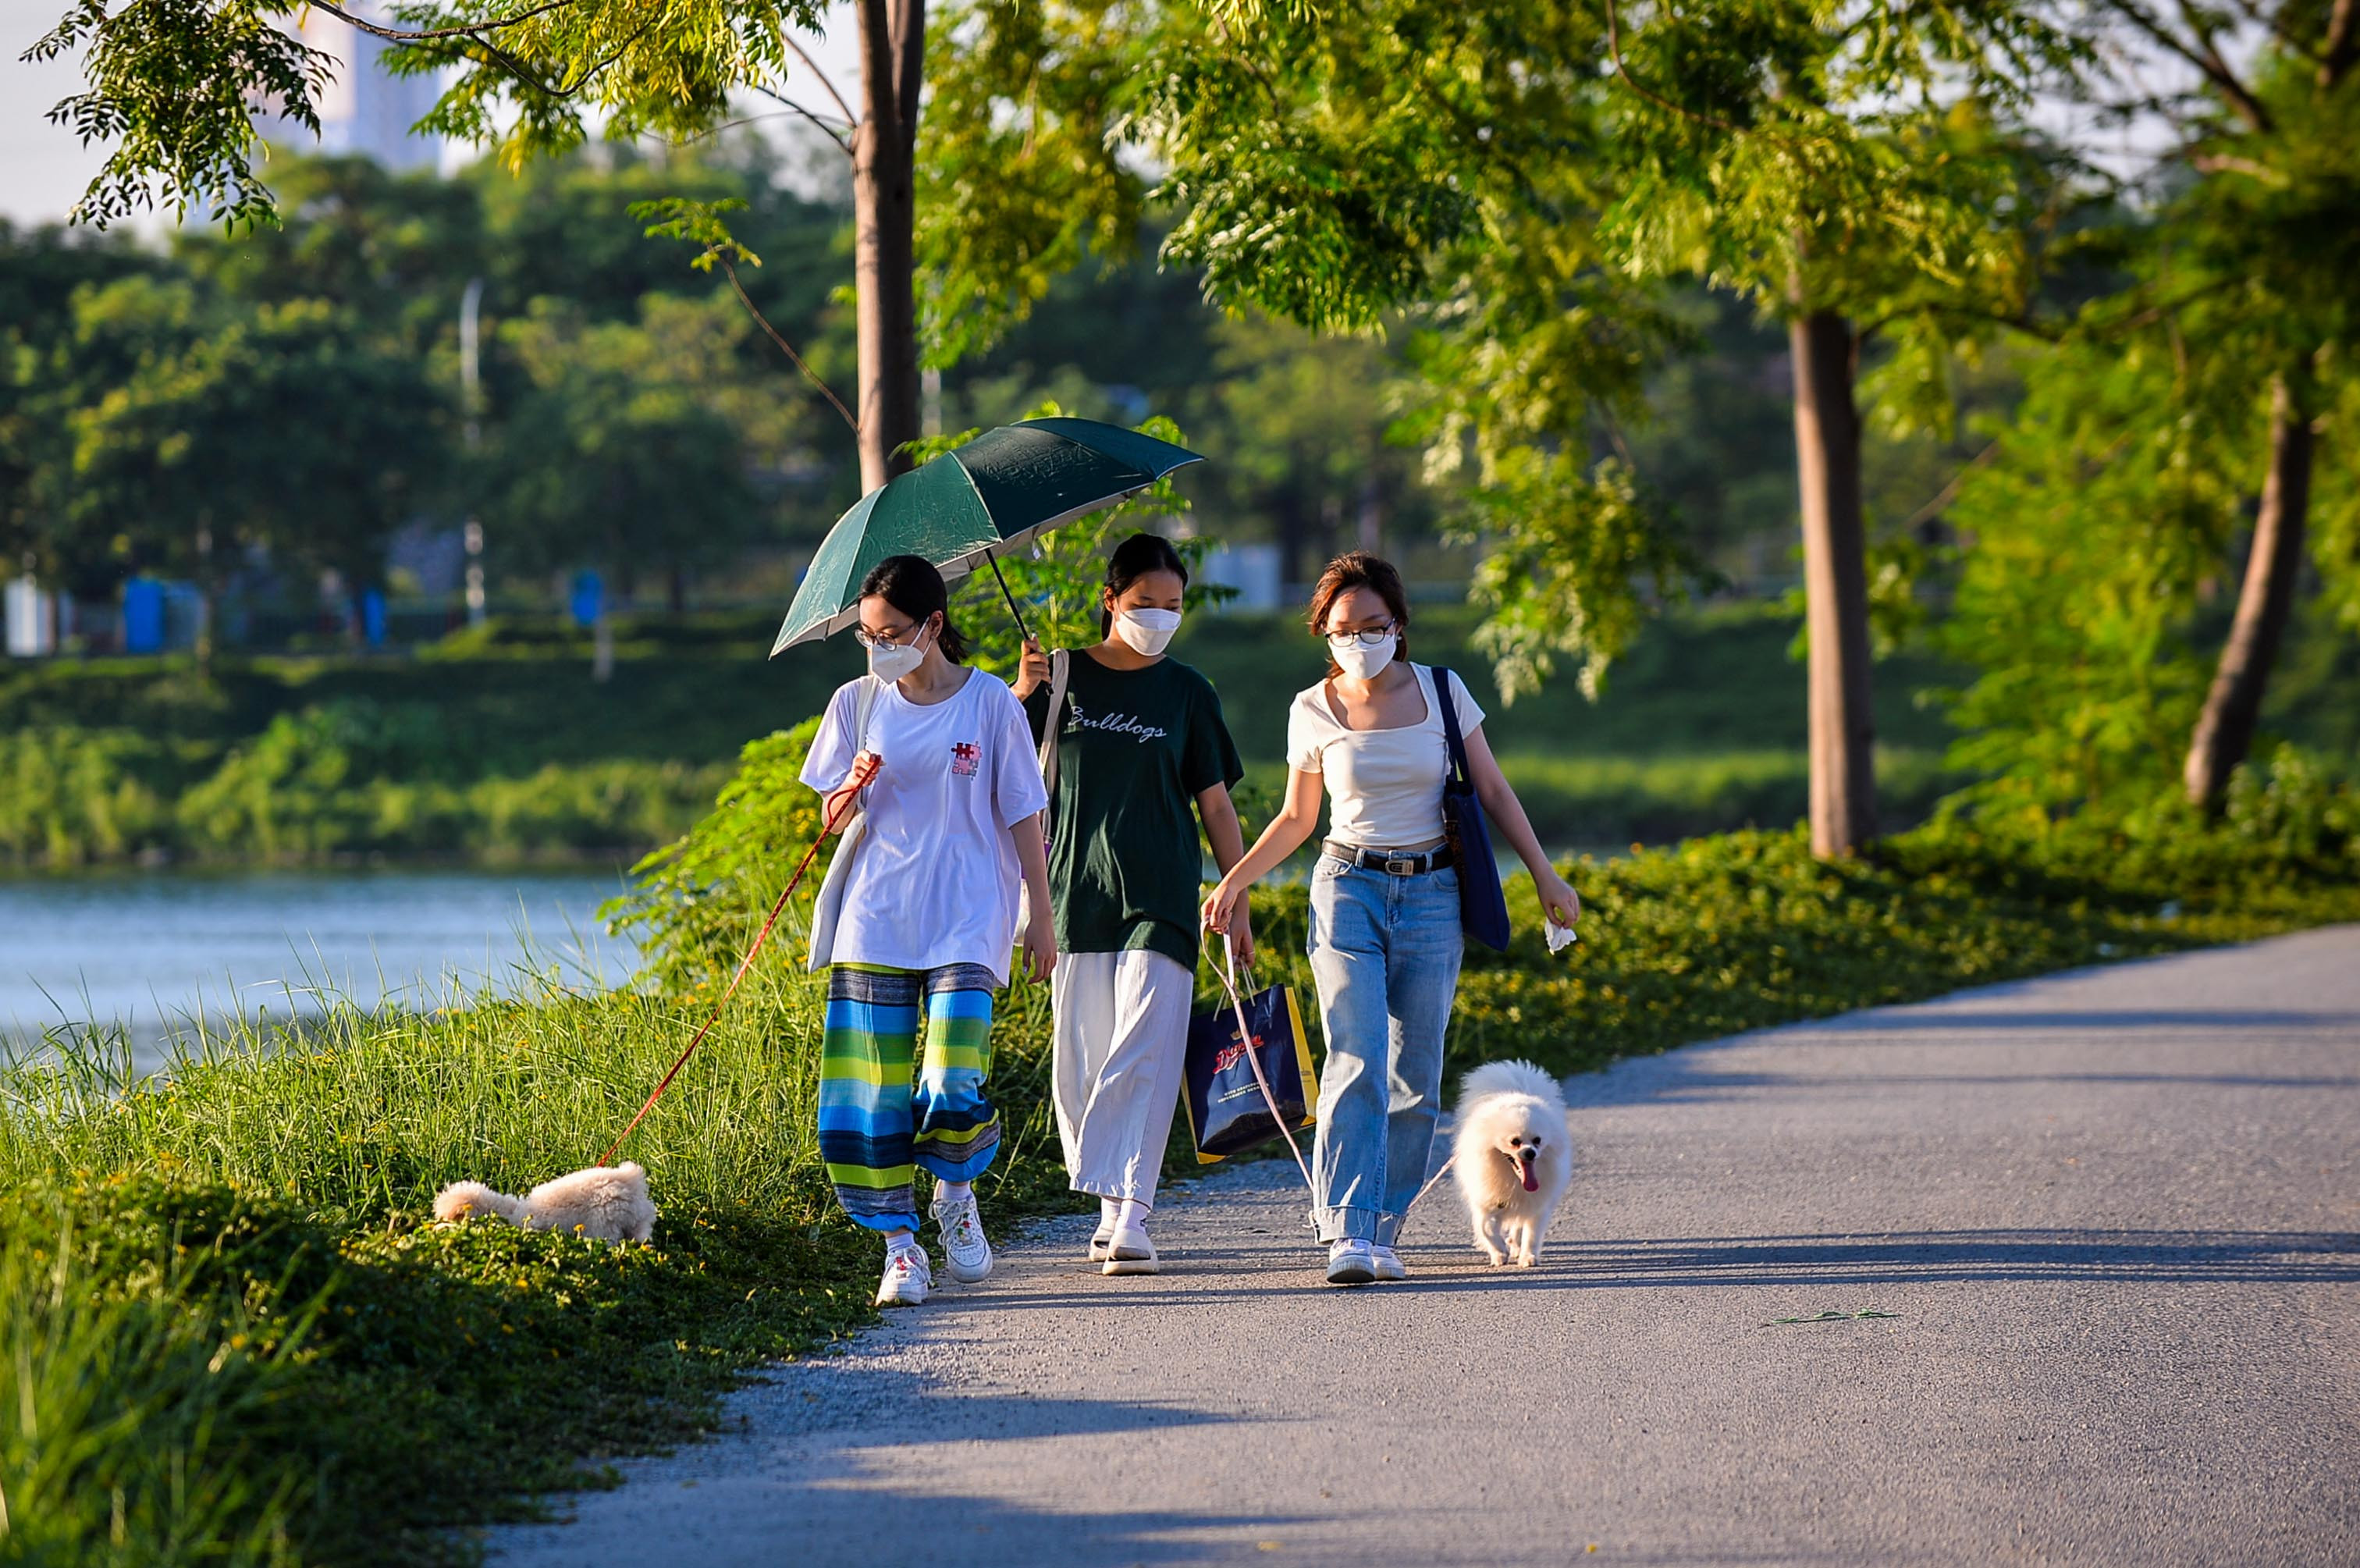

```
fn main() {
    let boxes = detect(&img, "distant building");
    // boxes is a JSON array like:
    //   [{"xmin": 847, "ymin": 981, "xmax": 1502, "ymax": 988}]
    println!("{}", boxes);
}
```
[
  {"xmin": 1201, "ymin": 544, "xmax": 1283, "ymax": 613},
  {"xmin": 297, "ymin": 9, "xmax": 443, "ymax": 172},
  {"xmin": 5, "ymin": 577, "xmax": 59, "ymax": 657}
]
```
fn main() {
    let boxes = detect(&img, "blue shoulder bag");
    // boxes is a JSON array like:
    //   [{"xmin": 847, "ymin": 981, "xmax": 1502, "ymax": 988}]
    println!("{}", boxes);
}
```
[{"xmin": 1434, "ymin": 666, "xmax": 1513, "ymax": 951}]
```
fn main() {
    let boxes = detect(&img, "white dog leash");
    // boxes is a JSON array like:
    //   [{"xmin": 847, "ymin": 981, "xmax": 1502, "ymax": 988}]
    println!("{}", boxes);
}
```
[
  {"xmin": 1208, "ymin": 936, "xmax": 1473, "ymax": 1218},
  {"xmin": 1406, "ymin": 1151, "xmax": 1459, "ymax": 1215},
  {"xmin": 1210, "ymin": 934, "xmax": 1318, "ymax": 1193}
]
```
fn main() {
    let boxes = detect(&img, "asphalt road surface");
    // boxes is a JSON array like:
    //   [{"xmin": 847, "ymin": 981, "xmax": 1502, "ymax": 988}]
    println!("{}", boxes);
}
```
[{"xmin": 490, "ymin": 926, "xmax": 2360, "ymax": 1566}]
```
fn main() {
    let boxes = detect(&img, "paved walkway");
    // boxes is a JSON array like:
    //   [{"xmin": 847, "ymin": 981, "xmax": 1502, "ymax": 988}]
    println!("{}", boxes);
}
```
[{"xmin": 491, "ymin": 926, "xmax": 2360, "ymax": 1566}]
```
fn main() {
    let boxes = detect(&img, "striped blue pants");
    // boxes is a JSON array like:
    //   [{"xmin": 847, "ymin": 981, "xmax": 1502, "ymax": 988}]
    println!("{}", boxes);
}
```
[{"xmin": 819, "ymin": 962, "xmax": 1001, "ymax": 1234}]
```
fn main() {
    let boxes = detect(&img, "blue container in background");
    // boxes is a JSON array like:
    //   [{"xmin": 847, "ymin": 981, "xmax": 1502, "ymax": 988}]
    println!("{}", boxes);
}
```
[
  {"xmin": 122, "ymin": 578, "xmax": 165, "ymax": 653},
  {"xmin": 570, "ymin": 570, "xmax": 604, "ymax": 629},
  {"xmin": 362, "ymin": 588, "xmax": 388, "ymax": 646}
]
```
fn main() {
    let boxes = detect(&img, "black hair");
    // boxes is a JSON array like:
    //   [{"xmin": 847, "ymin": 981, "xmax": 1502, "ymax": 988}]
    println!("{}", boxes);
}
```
[
  {"xmin": 859, "ymin": 554, "xmax": 969, "ymax": 663},
  {"xmin": 1099, "ymin": 532, "xmax": 1190, "ymax": 638}
]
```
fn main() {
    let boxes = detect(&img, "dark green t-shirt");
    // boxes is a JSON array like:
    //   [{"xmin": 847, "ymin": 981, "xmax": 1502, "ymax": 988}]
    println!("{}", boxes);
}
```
[{"xmin": 1023, "ymin": 651, "xmax": 1244, "ymax": 969}]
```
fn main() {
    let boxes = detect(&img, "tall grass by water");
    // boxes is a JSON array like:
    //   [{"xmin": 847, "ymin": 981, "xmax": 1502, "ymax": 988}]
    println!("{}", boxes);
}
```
[{"xmin": 0, "ymin": 938, "xmax": 1066, "ymax": 1565}]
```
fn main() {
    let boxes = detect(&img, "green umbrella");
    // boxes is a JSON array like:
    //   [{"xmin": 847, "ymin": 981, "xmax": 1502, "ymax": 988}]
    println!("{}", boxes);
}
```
[{"xmin": 770, "ymin": 416, "xmax": 1205, "ymax": 656}]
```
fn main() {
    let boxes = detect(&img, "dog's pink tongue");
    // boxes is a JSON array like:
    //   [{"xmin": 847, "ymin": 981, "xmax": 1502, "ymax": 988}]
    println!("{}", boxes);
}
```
[{"xmin": 1520, "ymin": 1165, "xmax": 1539, "ymax": 1193}]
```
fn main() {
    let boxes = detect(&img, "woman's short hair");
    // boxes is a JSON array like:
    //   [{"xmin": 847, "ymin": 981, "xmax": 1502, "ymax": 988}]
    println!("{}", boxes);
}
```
[
  {"xmin": 1100, "ymin": 532, "xmax": 1190, "ymax": 637},
  {"xmin": 859, "ymin": 553, "xmax": 970, "ymax": 663},
  {"xmin": 1305, "ymin": 551, "xmax": 1410, "ymax": 677}
]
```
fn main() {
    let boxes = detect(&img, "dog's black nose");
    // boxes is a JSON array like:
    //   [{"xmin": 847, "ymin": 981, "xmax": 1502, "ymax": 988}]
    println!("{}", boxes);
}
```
[{"xmin": 1517, "ymin": 1146, "xmax": 1537, "ymax": 1163}]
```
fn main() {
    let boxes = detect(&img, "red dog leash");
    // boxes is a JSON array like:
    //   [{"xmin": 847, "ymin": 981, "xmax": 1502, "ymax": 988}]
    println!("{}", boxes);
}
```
[{"xmin": 593, "ymin": 784, "xmax": 859, "ymax": 1169}]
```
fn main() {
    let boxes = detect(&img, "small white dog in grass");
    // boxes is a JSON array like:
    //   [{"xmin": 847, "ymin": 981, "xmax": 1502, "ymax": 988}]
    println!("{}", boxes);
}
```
[
  {"xmin": 433, "ymin": 1162, "xmax": 657, "ymax": 1243},
  {"xmin": 1450, "ymin": 1060, "xmax": 1573, "ymax": 1267}
]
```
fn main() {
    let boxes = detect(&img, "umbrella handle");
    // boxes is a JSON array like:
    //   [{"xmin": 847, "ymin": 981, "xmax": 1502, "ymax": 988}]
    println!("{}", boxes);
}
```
[{"xmin": 985, "ymin": 554, "xmax": 1032, "ymax": 647}]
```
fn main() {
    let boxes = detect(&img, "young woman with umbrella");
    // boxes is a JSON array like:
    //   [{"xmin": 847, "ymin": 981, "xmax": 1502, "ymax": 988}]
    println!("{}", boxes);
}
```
[
  {"xmin": 801, "ymin": 555, "xmax": 1056, "ymax": 1307},
  {"xmin": 1011, "ymin": 532, "xmax": 1252, "ymax": 1275}
]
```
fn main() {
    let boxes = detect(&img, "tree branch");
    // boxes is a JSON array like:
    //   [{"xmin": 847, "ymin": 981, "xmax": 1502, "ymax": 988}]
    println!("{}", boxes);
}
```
[
  {"xmin": 2221, "ymin": 0, "xmax": 2322, "ymax": 62},
  {"xmin": 297, "ymin": 0, "xmax": 573, "ymax": 46},
  {"xmin": 2089, "ymin": 273, "xmax": 2241, "ymax": 337},
  {"xmin": 304, "ymin": 0, "xmax": 581, "ymax": 99},
  {"xmin": 2174, "ymin": 0, "xmax": 2272, "ymax": 114},
  {"xmin": 300, "ymin": 0, "xmax": 549, "ymax": 92},
  {"xmin": 2190, "ymin": 150, "xmax": 2288, "ymax": 183},
  {"xmin": 1602, "ymin": 0, "xmax": 1743, "ymax": 132},
  {"xmin": 304, "ymin": 0, "xmax": 656, "ymax": 101},
  {"xmin": 2092, "ymin": 0, "xmax": 2273, "ymax": 131},
  {"xmin": 746, "ymin": 83, "xmax": 851, "ymax": 153},
  {"xmin": 782, "ymin": 31, "xmax": 858, "ymax": 126},
  {"xmin": 2323, "ymin": 0, "xmax": 2358, "ymax": 86},
  {"xmin": 719, "ymin": 255, "xmax": 858, "ymax": 434},
  {"xmin": 1900, "ymin": 439, "xmax": 2000, "ymax": 535}
]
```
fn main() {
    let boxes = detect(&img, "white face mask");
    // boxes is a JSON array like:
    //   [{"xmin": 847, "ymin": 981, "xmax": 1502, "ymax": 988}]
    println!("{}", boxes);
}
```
[
  {"xmin": 1332, "ymin": 634, "xmax": 1396, "ymax": 681},
  {"xmin": 1112, "ymin": 607, "xmax": 1182, "ymax": 656},
  {"xmin": 866, "ymin": 622, "xmax": 933, "ymax": 681}
]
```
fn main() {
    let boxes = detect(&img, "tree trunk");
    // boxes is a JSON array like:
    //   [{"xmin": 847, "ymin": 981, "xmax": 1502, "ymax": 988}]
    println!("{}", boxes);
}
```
[
  {"xmin": 193, "ymin": 520, "xmax": 215, "ymax": 673},
  {"xmin": 668, "ymin": 564, "xmax": 688, "ymax": 616},
  {"xmin": 853, "ymin": 0, "xmax": 926, "ymax": 492},
  {"xmin": 2183, "ymin": 373, "xmax": 2316, "ymax": 808},
  {"xmin": 1789, "ymin": 304, "xmax": 1878, "ymax": 857},
  {"xmin": 1275, "ymin": 494, "xmax": 1310, "ymax": 596},
  {"xmin": 1356, "ymin": 470, "xmax": 1385, "ymax": 557}
]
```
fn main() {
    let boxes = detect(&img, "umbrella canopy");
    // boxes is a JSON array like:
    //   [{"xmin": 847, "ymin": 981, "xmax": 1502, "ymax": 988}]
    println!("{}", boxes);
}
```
[{"xmin": 771, "ymin": 416, "xmax": 1205, "ymax": 656}]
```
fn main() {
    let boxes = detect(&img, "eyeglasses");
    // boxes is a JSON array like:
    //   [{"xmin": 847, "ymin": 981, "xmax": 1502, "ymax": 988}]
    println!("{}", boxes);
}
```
[
  {"xmin": 852, "ymin": 623, "xmax": 922, "ymax": 651},
  {"xmin": 1324, "ymin": 623, "xmax": 1397, "ymax": 650}
]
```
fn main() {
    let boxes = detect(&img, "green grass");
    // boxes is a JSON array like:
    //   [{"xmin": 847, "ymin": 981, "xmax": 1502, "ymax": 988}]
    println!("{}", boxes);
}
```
[
  {"xmin": 5, "ymin": 807, "xmax": 2357, "ymax": 1565},
  {"xmin": 0, "ymin": 959, "xmax": 1068, "ymax": 1565}
]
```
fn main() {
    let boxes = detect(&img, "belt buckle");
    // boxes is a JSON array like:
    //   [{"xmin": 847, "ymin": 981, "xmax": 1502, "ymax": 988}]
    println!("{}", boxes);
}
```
[{"xmin": 1384, "ymin": 854, "xmax": 1415, "ymax": 876}]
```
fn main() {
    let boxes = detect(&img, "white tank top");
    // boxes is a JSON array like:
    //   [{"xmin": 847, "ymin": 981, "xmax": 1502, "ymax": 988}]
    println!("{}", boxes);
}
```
[{"xmin": 1284, "ymin": 664, "xmax": 1486, "ymax": 850}]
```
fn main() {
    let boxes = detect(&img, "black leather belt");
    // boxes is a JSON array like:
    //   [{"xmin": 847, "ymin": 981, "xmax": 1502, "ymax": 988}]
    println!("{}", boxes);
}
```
[{"xmin": 1324, "ymin": 841, "xmax": 1455, "ymax": 876}]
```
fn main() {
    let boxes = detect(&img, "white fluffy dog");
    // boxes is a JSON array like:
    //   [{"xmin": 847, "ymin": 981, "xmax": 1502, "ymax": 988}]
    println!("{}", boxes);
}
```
[
  {"xmin": 432, "ymin": 1162, "xmax": 657, "ymax": 1243},
  {"xmin": 1450, "ymin": 1060, "xmax": 1573, "ymax": 1267}
]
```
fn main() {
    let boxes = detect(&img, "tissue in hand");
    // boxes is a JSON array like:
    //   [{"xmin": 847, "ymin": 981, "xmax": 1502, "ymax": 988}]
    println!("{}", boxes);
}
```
[{"xmin": 1545, "ymin": 919, "xmax": 1579, "ymax": 955}]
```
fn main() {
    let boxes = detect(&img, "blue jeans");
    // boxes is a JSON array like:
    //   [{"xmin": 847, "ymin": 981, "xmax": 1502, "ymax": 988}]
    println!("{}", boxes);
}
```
[{"xmin": 1305, "ymin": 855, "xmax": 1464, "ymax": 1245}]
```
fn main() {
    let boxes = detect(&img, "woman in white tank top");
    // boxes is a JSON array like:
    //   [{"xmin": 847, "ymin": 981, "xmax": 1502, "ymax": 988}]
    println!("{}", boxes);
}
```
[{"xmin": 1202, "ymin": 553, "xmax": 1578, "ymax": 1286}]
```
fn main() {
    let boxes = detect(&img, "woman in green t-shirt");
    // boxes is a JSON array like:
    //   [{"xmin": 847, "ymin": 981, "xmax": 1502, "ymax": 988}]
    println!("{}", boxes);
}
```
[{"xmin": 1014, "ymin": 532, "xmax": 1251, "ymax": 1275}]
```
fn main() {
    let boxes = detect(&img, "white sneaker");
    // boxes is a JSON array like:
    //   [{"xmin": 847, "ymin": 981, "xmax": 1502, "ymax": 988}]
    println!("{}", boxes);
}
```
[
  {"xmin": 1102, "ymin": 1215, "xmax": 1158, "ymax": 1276},
  {"xmin": 1326, "ymin": 1239, "xmax": 1377, "ymax": 1285},
  {"xmin": 933, "ymin": 1190, "xmax": 994, "ymax": 1283},
  {"xmin": 1089, "ymin": 1200, "xmax": 1118, "ymax": 1262},
  {"xmin": 1371, "ymin": 1245, "xmax": 1408, "ymax": 1282},
  {"xmin": 876, "ymin": 1245, "xmax": 931, "ymax": 1307}
]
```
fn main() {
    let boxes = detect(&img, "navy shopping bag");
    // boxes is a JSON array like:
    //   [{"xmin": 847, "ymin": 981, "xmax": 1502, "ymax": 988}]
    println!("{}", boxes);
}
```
[
  {"xmin": 1434, "ymin": 666, "xmax": 1514, "ymax": 951},
  {"xmin": 1182, "ymin": 971, "xmax": 1317, "ymax": 1164}
]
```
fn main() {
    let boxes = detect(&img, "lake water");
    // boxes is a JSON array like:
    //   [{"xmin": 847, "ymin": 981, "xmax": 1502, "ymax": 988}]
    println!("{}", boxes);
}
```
[{"xmin": 0, "ymin": 870, "xmax": 643, "ymax": 1075}]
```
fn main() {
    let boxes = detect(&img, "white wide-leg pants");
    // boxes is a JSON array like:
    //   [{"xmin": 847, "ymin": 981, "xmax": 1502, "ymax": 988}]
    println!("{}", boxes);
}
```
[{"xmin": 1051, "ymin": 949, "xmax": 1195, "ymax": 1206}]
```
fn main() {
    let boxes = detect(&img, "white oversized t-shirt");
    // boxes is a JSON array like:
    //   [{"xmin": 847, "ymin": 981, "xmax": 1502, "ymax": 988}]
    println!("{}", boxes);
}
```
[
  {"xmin": 1285, "ymin": 663, "xmax": 1485, "ymax": 850},
  {"xmin": 800, "ymin": 668, "xmax": 1049, "ymax": 983}
]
